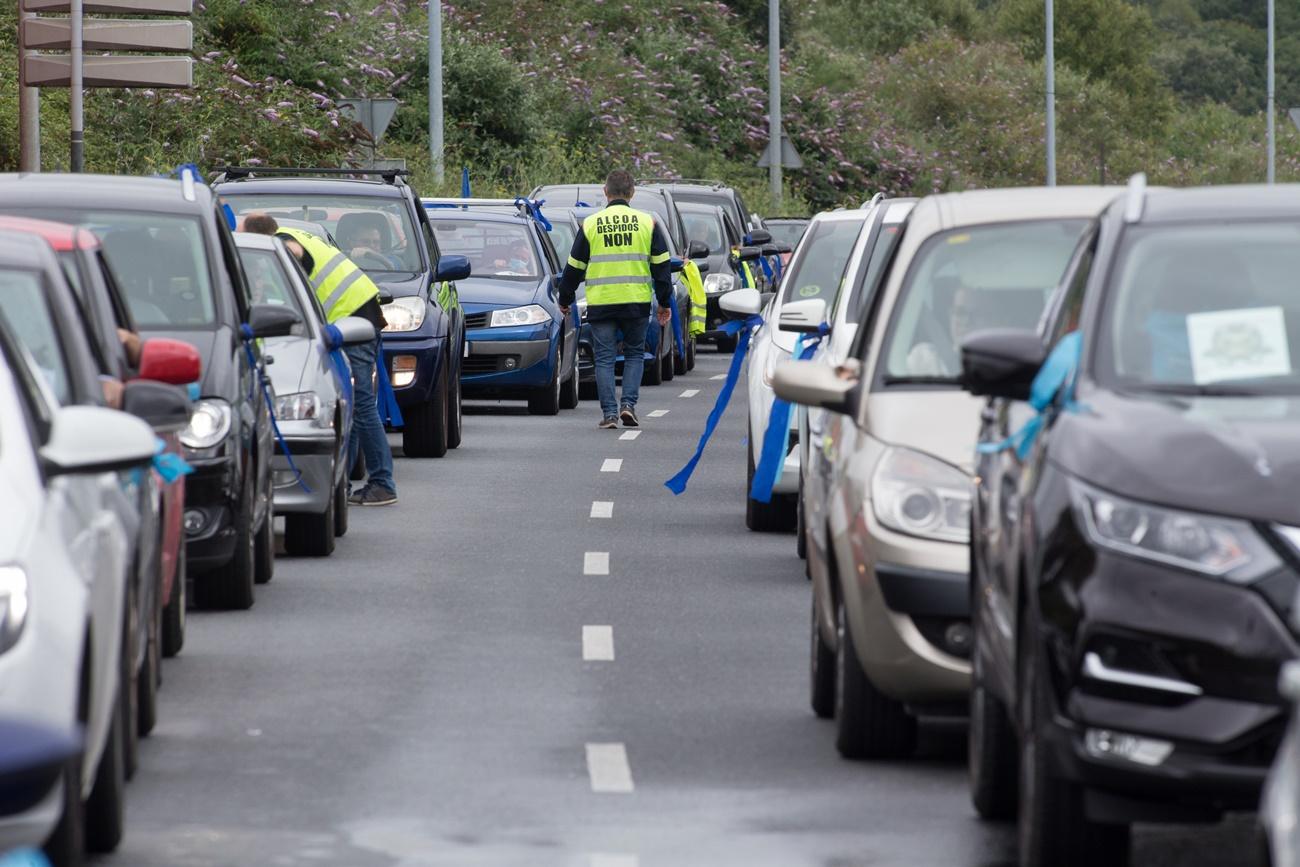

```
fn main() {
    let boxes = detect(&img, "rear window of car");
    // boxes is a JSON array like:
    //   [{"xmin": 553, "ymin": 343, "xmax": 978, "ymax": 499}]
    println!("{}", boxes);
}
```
[{"xmin": 780, "ymin": 217, "xmax": 866, "ymax": 305}]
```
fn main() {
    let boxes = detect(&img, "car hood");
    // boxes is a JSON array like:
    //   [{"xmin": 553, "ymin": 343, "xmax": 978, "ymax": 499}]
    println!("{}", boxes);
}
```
[
  {"xmin": 137, "ymin": 326, "xmax": 233, "ymax": 398},
  {"xmin": 371, "ymin": 272, "xmax": 427, "ymax": 299},
  {"xmin": 864, "ymin": 390, "xmax": 984, "ymax": 475},
  {"xmin": 458, "ymin": 277, "xmax": 543, "ymax": 309},
  {"xmin": 264, "ymin": 335, "xmax": 313, "ymax": 396},
  {"xmin": 1052, "ymin": 388, "xmax": 1300, "ymax": 525}
]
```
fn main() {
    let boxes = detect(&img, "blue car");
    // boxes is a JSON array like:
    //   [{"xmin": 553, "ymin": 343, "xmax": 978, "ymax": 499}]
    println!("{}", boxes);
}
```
[{"xmin": 423, "ymin": 205, "xmax": 580, "ymax": 415}]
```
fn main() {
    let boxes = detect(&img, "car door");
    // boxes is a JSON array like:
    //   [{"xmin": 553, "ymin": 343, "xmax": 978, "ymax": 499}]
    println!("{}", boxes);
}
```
[{"xmin": 534, "ymin": 221, "xmax": 576, "ymax": 373}]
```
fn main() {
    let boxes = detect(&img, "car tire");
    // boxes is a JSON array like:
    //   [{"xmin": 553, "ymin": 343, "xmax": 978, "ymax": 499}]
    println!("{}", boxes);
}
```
[
  {"xmin": 85, "ymin": 687, "xmax": 126, "ymax": 854},
  {"xmin": 285, "ymin": 488, "xmax": 335, "ymax": 557},
  {"xmin": 560, "ymin": 353, "xmax": 580, "ymax": 409},
  {"xmin": 137, "ymin": 577, "xmax": 161, "ymax": 737},
  {"xmin": 42, "ymin": 757, "xmax": 84, "ymax": 867},
  {"xmin": 642, "ymin": 329, "xmax": 664, "ymax": 386},
  {"xmin": 197, "ymin": 482, "xmax": 255, "ymax": 610},
  {"xmin": 447, "ymin": 364, "xmax": 463, "ymax": 449},
  {"xmin": 254, "ymin": 508, "xmax": 275, "ymax": 584},
  {"xmin": 686, "ymin": 337, "xmax": 696, "ymax": 371},
  {"xmin": 834, "ymin": 595, "xmax": 917, "ymax": 760},
  {"xmin": 529, "ymin": 349, "xmax": 563, "ymax": 416},
  {"xmin": 796, "ymin": 474, "xmax": 808, "ymax": 560},
  {"xmin": 746, "ymin": 433, "xmax": 796, "ymax": 532},
  {"xmin": 120, "ymin": 586, "xmax": 139, "ymax": 781},
  {"xmin": 968, "ymin": 549, "xmax": 1018, "ymax": 820},
  {"xmin": 161, "ymin": 543, "xmax": 185, "ymax": 659},
  {"xmin": 403, "ymin": 359, "xmax": 449, "ymax": 457},
  {"xmin": 333, "ymin": 474, "xmax": 349, "ymax": 538},
  {"xmin": 810, "ymin": 593, "xmax": 836, "ymax": 719},
  {"xmin": 1017, "ymin": 622, "xmax": 1130, "ymax": 867},
  {"xmin": 673, "ymin": 336, "xmax": 688, "ymax": 376},
  {"xmin": 662, "ymin": 330, "xmax": 675, "ymax": 381}
]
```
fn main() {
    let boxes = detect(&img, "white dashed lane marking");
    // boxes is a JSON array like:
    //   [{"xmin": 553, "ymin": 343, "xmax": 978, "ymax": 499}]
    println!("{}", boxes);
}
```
[
  {"xmin": 600, "ymin": 458, "xmax": 623, "ymax": 472},
  {"xmin": 710, "ymin": 373, "xmax": 727, "ymax": 380},
  {"xmin": 648, "ymin": 410, "xmax": 669, "ymax": 417},
  {"xmin": 584, "ymin": 552, "xmax": 610, "ymax": 575},
  {"xmin": 590, "ymin": 501, "xmax": 613, "ymax": 519},
  {"xmin": 585, "ymin": 743, "xmax": 634, "ymax": 793},
  {"xmin": 582, "ymin": 625, "xmax": 615, "ymax": 661},
  {"xmin": 619, "ymin": 430, "xmax": 641, "ymax": 441},
  {"xmin": 679, "ymin": 389, "xmax": 699, "ymax": 397}
]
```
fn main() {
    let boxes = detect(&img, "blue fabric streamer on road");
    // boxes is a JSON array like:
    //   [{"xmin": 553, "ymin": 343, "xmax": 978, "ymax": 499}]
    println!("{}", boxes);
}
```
[
  {"xmin": 749, "ymin": 324, "xmax": 829, "ymax": 503},
  {"xmin": 665, "ymin": 314, "xmax": 763, "ymax": 495},
  {"xmin": 240, "ymin": 323, "xmax": 312, "ymax": 493},
  {"xmin": 976, "ymin": 330, "xmax": 1083, "ymax": 460}
]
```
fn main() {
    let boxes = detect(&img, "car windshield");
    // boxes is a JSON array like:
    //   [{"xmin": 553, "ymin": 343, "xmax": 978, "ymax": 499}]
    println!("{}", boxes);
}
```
[
  {"xmin": 766, "ymin": 220, "xmax": 808, "ymax": 248},
  {"xmin": 680, "ymin": 207, "xmax": 727, "ymax": 255},
  {"xmin": 842, "ymin": 223, "xmax": 903, "ymax": 325},
  {"xmin": 0, "ymin": 268, "xmax": 71, "ymax": 404},
  {"xmin": 883, "ymin": 219, "xmax": 1088, "ymax": 382},
  {"xmin": 430, "ymin": 220, "xmax": 539, "ymax": 280},
  {"xmin": 237, "ymin": 248, "xmax": 309, "ymax": 337},
  {"xmin": 1100, "ymin": 222, "xmax": 1300, "ymax": 394},
  {"xmin": 223, "ymin": 194, "xmax": 421, "ymax": 274},
  {"xmin": 780, "ymin": 217, "xmax": 866, "ymax": 305}
]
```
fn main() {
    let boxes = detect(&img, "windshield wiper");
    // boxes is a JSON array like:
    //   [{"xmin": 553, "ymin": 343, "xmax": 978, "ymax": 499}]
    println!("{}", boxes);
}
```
[
  {"xmin": 883, "ymin": 374, "xmax": 960, "ymax": 386},
  {"xmin": 1131, "ymin": 382, "xmax": 1272, "ymax": 397}
]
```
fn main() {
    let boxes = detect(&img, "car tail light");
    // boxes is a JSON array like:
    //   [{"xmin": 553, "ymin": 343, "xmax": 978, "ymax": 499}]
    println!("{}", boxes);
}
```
[{"xmin": 138, "ymin": 338, "xmax": 201, "ymax": 386}]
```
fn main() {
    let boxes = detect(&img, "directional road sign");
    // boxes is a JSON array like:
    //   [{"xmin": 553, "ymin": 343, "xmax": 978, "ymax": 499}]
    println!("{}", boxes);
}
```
[
  {"xmin": 22, "ymin": 18, "xmax": 192, "ymax": 51},
  {"xmin": 22, "ymin": 0, "xmax": 192, "ymax": 12},
  {"xmin": 22, "ymin": 55, "xmax": 194, "ymax": 88},
  {"xmin": 338, "ymin": 98, "xmax": 400, "ymax": 144},
  {"xmin": 757, "ymin": 127, "xmax": 804, "ymax": 170}
]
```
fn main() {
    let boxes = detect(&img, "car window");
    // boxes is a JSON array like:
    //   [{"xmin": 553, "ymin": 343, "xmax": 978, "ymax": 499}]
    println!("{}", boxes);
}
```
[
  {"xmin": 767, "ymin": 221, "xmax": 808, "ymax": 248},
  {"xmin": 429, "ymin": 219, "xmax": 540, "ymax": 280},
  {"xmin": 223, "ymin": 194, "xmax": 422, "ymax": 274},
  {"xmin": 882, "ymin": 219, "xmax": 1089, "ymax": 382},
  {"xmin": 1043, "ymin": 231, "xmax": 1096, "ymax": 347},
  {"xmin": 843, "ymin": 222, "xmax": 903, "ymax": 325},
  {"xmin": 549, "ymin": 220, "xmax": 577, "ymax": 260},
  {"xmin": 681, "ymin": 208, "xmax": 726, "ymax": 255},
  {"xmin": 0, "ymin": 268, "xmax": 72, "ymax": 404},
  {"xmin": 237, "ymin": 248, "xmax": 308, "ymax": 336},
  {"xmin": 780, "ymin": 218, "xmax": 865, "ymax": 305}
]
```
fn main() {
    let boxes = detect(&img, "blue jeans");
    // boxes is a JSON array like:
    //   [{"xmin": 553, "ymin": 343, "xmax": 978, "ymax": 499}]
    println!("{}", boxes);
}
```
[
  {"xmin": 345, "ymin": 336, "xmax": 396, "ymax": 493},
  {"xmin": 590, "ymin": 315, "xmax": 648, "ymax": 418}
]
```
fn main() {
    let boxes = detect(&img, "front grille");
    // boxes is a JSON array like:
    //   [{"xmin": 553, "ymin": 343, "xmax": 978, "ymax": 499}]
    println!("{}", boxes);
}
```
[{"xmin": 464, "ymin": 312, "xmax": 490, "ymax": 329}]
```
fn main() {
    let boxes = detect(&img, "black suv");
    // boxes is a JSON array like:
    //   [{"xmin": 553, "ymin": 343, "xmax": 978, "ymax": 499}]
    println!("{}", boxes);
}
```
[
  {"xmin": 0, "ymin": 172, "xmax": 293, "ymax": 611},
  {"xmin": 962, "ymin": 178, "xmax": 1300, "ymax": 866},
  {"xmin": 216, "ymin": 168, "xmax": 467, "ymax": 458}
]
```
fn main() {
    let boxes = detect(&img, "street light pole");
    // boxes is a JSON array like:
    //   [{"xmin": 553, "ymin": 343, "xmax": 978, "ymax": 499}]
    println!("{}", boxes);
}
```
[
  {"xmin": 1268, "ymin": 0, "xmax": 1276, "ymax": 184},
  {"xmin": 768, "ymin": 0, "xmax": 781, "ymax": 209},
  {"xmin": 1045, "ymin": 0, "xmax": 1056, "ymax": 186},
  {"xmin": 70, "ymin": 0, "xmax": 84, "ymax": 172},
  {"xmin": 18, "ymin": 4, "xmax": 41, "ymax": 172},
  {"xmin": 428, "ymin": 0, "xmax": 444, "ymax": 185}
]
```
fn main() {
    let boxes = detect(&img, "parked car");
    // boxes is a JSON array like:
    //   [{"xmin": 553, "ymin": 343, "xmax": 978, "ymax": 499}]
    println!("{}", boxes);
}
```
[
  {"xmin": 676, "ymin": 200, "xmax": 754, "ymax": 350},
  {"xmin": 770, "ymin": 186, "xmax": 1115, "ymax": 767},
  {"xmin": 764, "ymin": 217, "xmax": 811, "ymax": 263},
  {"xmin": 0, "ymin": 171, "xmax": 296, "ymax": 611},
  {"xmin": 235, "ymin": 231, "xmax": 373, "ymax": 555},
  {"xmin": 215, "ymin": 167, "xmax": 468, "ymax": 458},
  {"xmin": 423, "ymin": 207, "xmax": 579, "ymax": 414},
  {"xmin": 744, "ymin": 206, "xmax": 871, "ymax": 531},
  {"xmin": 961, "ymin": 179, "xmax": 1300, "ymax": 866},
  {"xmin": 0, "ymin": 245, "xmax": 164, "ymax": 863}
]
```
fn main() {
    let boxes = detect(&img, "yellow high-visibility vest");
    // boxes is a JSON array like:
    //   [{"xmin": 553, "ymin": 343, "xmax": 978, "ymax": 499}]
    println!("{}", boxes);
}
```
[
  {"xmin": 682, "ymin": 259, "xmax": 707, "ymax": 338},
  {"xmin": 572, "ymin": 204, "xmax": 669, "ymax": 307},
  {"xmin": 278, "ymin": 228, "xmax": 381, "ymax": 324}
]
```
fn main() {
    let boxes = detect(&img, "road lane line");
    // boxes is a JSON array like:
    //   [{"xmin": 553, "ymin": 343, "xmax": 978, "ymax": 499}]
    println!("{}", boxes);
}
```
[
  {"xmin": 586, "ymin": 743, "xmax": 634, "ymax": 793},
  {"xmin": 590, "ymin": 856, "xmax": 639, "ymax": 867},
  {"xmin": 679, "ymin": 389, "xmax": 699, "ymax": 397},
  {"xmin": 590, "ymin": 500, "xmax": 613, "ymax": 519},
  {"xmin": 648, "ymin": 409, "xmax": 669, "ymax": 417},
  {"xmin": 600, "ymin": 458, "xmax": 623, "ymax": 473},
  {"xmin": 710, "ymin": 373, "xmax": 726, "ymax": 380},
  {"xmin": 619, "ymin": 430, "xmax": 641, "ymax": 441},
  {"xmin": 584, "ymin": 551, "xmax": 610, "ymax": 575},
  {"xmin": 582, "ymin": 625, "xmax": 615, "ymax": 661}
]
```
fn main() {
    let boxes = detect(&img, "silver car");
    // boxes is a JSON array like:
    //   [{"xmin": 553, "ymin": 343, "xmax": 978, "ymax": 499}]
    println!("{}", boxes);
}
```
[
  {"xmin": 234, "ymin": 232, "xmax": 374, "ymax": 557},
  {"xmin": 774, "ymin": 187, "xmax": 1118, "ymax": 759}
]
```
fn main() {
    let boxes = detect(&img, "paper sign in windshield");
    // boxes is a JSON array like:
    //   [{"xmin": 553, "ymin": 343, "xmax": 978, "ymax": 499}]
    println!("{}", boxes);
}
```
[{"xmin": 1187, "ymin": 306, "xmax": 1291, "ymax": 384}]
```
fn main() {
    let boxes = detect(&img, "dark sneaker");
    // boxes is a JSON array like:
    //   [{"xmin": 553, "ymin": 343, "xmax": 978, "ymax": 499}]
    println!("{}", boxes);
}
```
[
  {"xmin": 620, "ymin": 406, "xmax": 639, "ymax": 427},
  {"xmin": 349, "ymin": 485, "xmax": 397, "ymax": 506},
  {"xmin": 598, "ymin": 416, "xmax": 618, "ymax": 430}
]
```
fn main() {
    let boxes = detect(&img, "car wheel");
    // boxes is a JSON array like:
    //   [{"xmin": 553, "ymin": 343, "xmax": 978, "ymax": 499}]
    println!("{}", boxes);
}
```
[
  {"xmin": 42, "ymin": 757, "xmax": 84, "ymax": 867},
  {"xmin": 137, "ymin": 575, "xmax": 161, "ymax": 737},
  {"xmin": 716, "ymin": 333, "xmax": 738, "ymax": 353},
  {"xmin": 560, "ymin": 353, "xmax": 580, "ymax": 409},
  {"xmin": 196, "ymin": 482, "xmax": 255, "ymax": 610},
  {"xmin": 642, "ymin": 330, "xmax": 664, "ymax": 386},
  {"xmin": 402, "ymin": 358, "xmax": 449, "ymax": 457},
  {"xmin": 253, "ymin": 508, "xmax": 275, "ymax": 584},
  {"xmin": 528, "ymin": 348, "xmax": 563, "ymax": 415},
  {"xmin": 120, "ymin": 585, "xmax": 138, "ymax": 780},
  {"xmin": 746, "ymin": 430, "xmax": 796, "ymax": 532},
  {"xmin": 662, "ymin": 330, "xmax": 675, "ymax": 381},
  {"xmin": 797, "ymin": 474, "xmax": 808, "ymax": 560},
  {"xmin": 333, "ymin": 474, "xmax": 349, "ymax": 538},
  {"xmin": 687, "ymin": 337, "xmax": 697, "ymax": 370},
  {"xmin": 85, "ymin": 686, "xmax": 126, "ymax": 853},
  {"xmin": 810, "ymin": 593, "xmax": 836, "ymax": 719},
  {"xmin": 447, "ymin": 362, "xmax": 463, "ymax": 449},
  {"xmin": 1017, "ymin": 622, "xmax": 1130, "ymax": 867},
  {"xmin": 969, "ymin": 637, "xmax": 1018, "ymax": 820},
  {"xmin": 161, "ymin": 542, "xmax": 185, "ymax": 658},
  {"xmin": 834, "ymin": 594, "xmax": 916, "ymax": 759},
  {"xmin": 673, "ymin": 335, "xmax": 688, "ymax": 376},
  {"xmin": 285, "ymin": 486, "xmax": 335, "ymax": 557}
]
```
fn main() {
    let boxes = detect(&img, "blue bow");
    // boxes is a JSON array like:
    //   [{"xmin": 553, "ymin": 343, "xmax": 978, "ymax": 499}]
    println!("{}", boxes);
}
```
[
  {"xmin": 514, "ymin": 197, "xmax": 552, "ymax": 232},
  {"xmin": 152, "ymin": 438, "xmax": 194, "ymax": 484},
  {"xmin": 749, "ymin": 325, "xmax": 829, "ymax": 503},
  {"xmin": 239, "ymin": 324, "xmax": 312, "ymax": 492},
  {"xmin": 376, "ymin": 339, "xmax": 404, "ymax": 428},
  {"xmin": 665, "ymin": 314, "xmax": 763, "ymax": 494},
  {"xmin": 976, "ymin": 330, "xmax": 1083, "ymax": 460}
]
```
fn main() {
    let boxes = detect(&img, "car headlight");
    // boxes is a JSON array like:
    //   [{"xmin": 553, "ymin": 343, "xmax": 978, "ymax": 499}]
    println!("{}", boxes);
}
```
[
  {"xmin": 180, "ymin": 398, "xmax": 232, "ymax": 451},
  {"xmin": 577, "ymin": 299, "xmax": 589, "ymax": 322},
  {"xmin": 274, "ymin": 391, "xmax": 322, "ymax": 424},
  {"xmin": 704, "ymin": 273, "xmax": 736, "ymax": 294},
  {"xmin": 872, "ymin": 447, "xmax": 971, "ymax": 543},
  {"xmin": 489, "ymin": 304, "xmax": 550, "ymax": 327},
  {"xmin": 0, "ymin": 566, "xmax": 29, "ymax": 655},
  {"xmin": 1071, "ymin": 480, "xmax": 1280, "ymax": 583},
  {"xmin": 382, "ymin": 296, "xmax": 427, "ymax": 332}
]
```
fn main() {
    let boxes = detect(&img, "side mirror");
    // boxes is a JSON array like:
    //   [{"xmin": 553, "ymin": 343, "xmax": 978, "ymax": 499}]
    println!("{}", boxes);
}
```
[
  {"xmin": 775, "ymin": 243, "xmax": 793, "ymax": 255},
  {"xmin": 686, "ymin": 240, "xmax": 710, "ymax": 259},
  {"xmin": 40, "ymin": 405, "xmax": 157, "ymax": 476},
  {"xmin": 761, "ymin": 244, "xmax": 779, "ymax": 258},
  {"xmin": 719, "ymin": 287, "xmax": 762, "ymax": 318},
  {"xmin": 772, "ymin": 359, "xmax": 858, "ymax": 415},
  {"xmin": 669, "ymin": 256, "xmax": 685, "ymax": 273},
  {"xmin": 779, "ymin": 298, "xmax": 828, "ymax": 334},
  {"xmin": 137, "ymin": 337, "xmax": 201, "ymax": 386},
  {"xmin": 246, "ymin": 303, "xmax": 301, "ymax": 339},
  {"xmin": 122, "ymin": 380, "xmax": 191, "ymax": 431},
  {"xmin": 330, "ymin": 316, "xmax": 376, "ymax": 349},
  {"xmin": 748, "ymin": 228, "xmax": 773, "ymax": 245},
  {"xmin": 734, "ymin": 246, "xmax": 762, "ymax": 263},
  {"xmin": 960, "ymin": 328, "xmax": 1047, "ymax": 402},
  {"xmin": 435, "ymin": 254, "xmax": 471, "ymax": 282}
]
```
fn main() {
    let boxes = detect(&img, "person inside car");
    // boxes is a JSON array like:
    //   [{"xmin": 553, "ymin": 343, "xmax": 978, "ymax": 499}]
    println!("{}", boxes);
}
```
[{"xmin": 906, "ymin": 279, "xmax": 980, "ymax": 377}]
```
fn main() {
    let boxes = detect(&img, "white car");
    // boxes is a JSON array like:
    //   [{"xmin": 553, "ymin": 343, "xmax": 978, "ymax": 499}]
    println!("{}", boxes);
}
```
[
  {"xmin": 0, "ymin": 324, "xmax": 157, "ymax": 863},
  {"xmin": 744, "ymin": 207, "xmax": 872, "ymax": 531}
]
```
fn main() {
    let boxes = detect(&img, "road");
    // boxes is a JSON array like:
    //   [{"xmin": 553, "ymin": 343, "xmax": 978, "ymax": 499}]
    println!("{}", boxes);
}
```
[{"xmin": 95, "ymin": 350, "xmax": 1260, "ymax": 867}]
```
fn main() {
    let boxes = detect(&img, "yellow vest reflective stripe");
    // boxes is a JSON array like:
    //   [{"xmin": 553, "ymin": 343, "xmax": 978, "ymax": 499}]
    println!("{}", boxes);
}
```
[
  {"xmin": 581, "ymin": 204, "xmax": 656, "ymax": 306},
  {"xmin": 278, "ymin": 228, "xmax": 380, "ymax": 323},
  {"xmin": 682, "ymin": 259, "xmax": 707, "ymax": 337}
]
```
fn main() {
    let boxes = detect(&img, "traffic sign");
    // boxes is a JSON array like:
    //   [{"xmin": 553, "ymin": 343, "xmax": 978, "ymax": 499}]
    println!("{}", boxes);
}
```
[
  {"xmin": 22, "ymin": 18, "xmax": 192, "ymax": 51},
  {"xmin": 757, "ymin": 127, "xmax": 804, "ymax": 170},
  {"xmin": 338, "ymin": 98, "xmax": 400, "ymax": 143},
  {"xmin": 22, "ymin": 0, "xmax": 191, "ymax": 12},
  {"xmin": 21, "ymin": 55, "xmax": 193, "ymax": 88}
]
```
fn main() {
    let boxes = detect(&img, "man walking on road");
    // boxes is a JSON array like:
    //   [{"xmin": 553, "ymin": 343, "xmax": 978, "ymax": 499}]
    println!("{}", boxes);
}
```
[{"xmin": 558, "ymin": 170, "xmax": 673, "ymax": 429}]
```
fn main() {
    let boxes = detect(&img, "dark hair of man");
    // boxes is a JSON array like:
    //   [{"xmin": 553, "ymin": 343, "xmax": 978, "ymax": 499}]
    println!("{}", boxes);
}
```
[
  {"xmin": 244, "ymin": 213, "xmax": 279, "ymax": 235},
  {"xmin": 604, "ymin": 170, "xmax": 635, "ymax": 201}
]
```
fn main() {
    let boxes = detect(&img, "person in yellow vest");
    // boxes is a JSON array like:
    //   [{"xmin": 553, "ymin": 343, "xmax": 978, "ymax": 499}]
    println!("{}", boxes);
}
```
[
  {"xmin": 681, "ymin": 256, "xmax": 707, "ymax": 340},
  {"xmin": 557, "ymin": 170, "xmax": 673, "ymax": 429},
  {"xmin": 243, "ymin": 213, "xmax": 398, "ymax": 506}
]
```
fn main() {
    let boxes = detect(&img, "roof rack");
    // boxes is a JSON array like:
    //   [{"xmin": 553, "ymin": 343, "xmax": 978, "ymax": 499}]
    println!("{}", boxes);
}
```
[
  {"xmin": 861, "ymin": 192, "xmax": 886, "ymax": 209},
  {"xmin": 636, "ymin": 177, "xmax": 726, "ymax": 189},
  {"xmin": 421, "ymin": 196, "xmax": 554, "ymax": 231},
  {"xmin": 212, "ymin": 166, "xmax": 409, "ymax": 185},
  {"xmin": 1122, "ymin": 172, "xmax": 1147, "ymax": 224}
]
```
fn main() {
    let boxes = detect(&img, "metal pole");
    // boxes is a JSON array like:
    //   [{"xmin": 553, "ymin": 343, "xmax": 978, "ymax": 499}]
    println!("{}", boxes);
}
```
[
  {"xmin": 1045, "ymin": 0, "xmax": 1056, "ymax": 186},
  {"xmin": 1268, "ymin": 0, "xmax": 1276, "ymax": 184},
  {"xmin": 70, "ymin": 0, "xmax": 84, "ymax": 172},
  {"xmin": 19, "ymin": 5, "xmax": 41, "ymax": 172},
  {"xmin": 428, "ymin": 0, "xmax": 444, "ymax": 185},
  {"xmin": 768, "ymin": 0, "xmax": 781, "ymax": 209}
]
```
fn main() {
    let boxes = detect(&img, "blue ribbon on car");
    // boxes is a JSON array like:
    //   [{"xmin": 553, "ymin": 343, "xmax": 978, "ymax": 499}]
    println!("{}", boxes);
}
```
[
  {"xmin": 976, "ymin": 330, "xmax": 1083, "ymax": 460},
  {"xmin": 239, "ymin": 323, "xmax": 312, "ymax": 493},
  {"xmin": 324, "ymin": 324, "xmax": 354, "ymax": 407},
  {"xmin": 665, "ymin": 314, "xmax": 764, "ymax": 494},
  {"xmin": 514, "ymin": 196, "xmax": 552, "ymax": 232},
  {"xmin": 668, "ymin": 294, "xmax": 685, "ymax": 361},
  {"xmin": 749, "ymin": 324, "xmax": 829, "ymax": 503},
  {"xmin": 152, "ymin": 437, "xmax": 193, "ymax": 484},
  {"xmin": 758, "ymin": 255, "xmax": 774, "ymax": 282},
  {"xmin": 375, "ymin": 343, "xmax": 404, "ymax": 428},
  {"xmin": 0, "ymin": 848, "xmax": 51, "ymax": 867}
]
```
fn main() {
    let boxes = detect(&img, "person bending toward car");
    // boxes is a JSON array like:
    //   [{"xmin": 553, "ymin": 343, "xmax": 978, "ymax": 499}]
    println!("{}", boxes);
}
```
[{"xmin": 557, "ymin": 170, "xmax": 673, "ymax": 429}]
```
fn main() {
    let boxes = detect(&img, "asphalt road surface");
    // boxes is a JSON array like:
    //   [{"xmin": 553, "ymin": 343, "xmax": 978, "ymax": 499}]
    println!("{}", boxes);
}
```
[{"xmin": 95, "ymin": 350, "xmax": 1261, "ymax": 867}]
